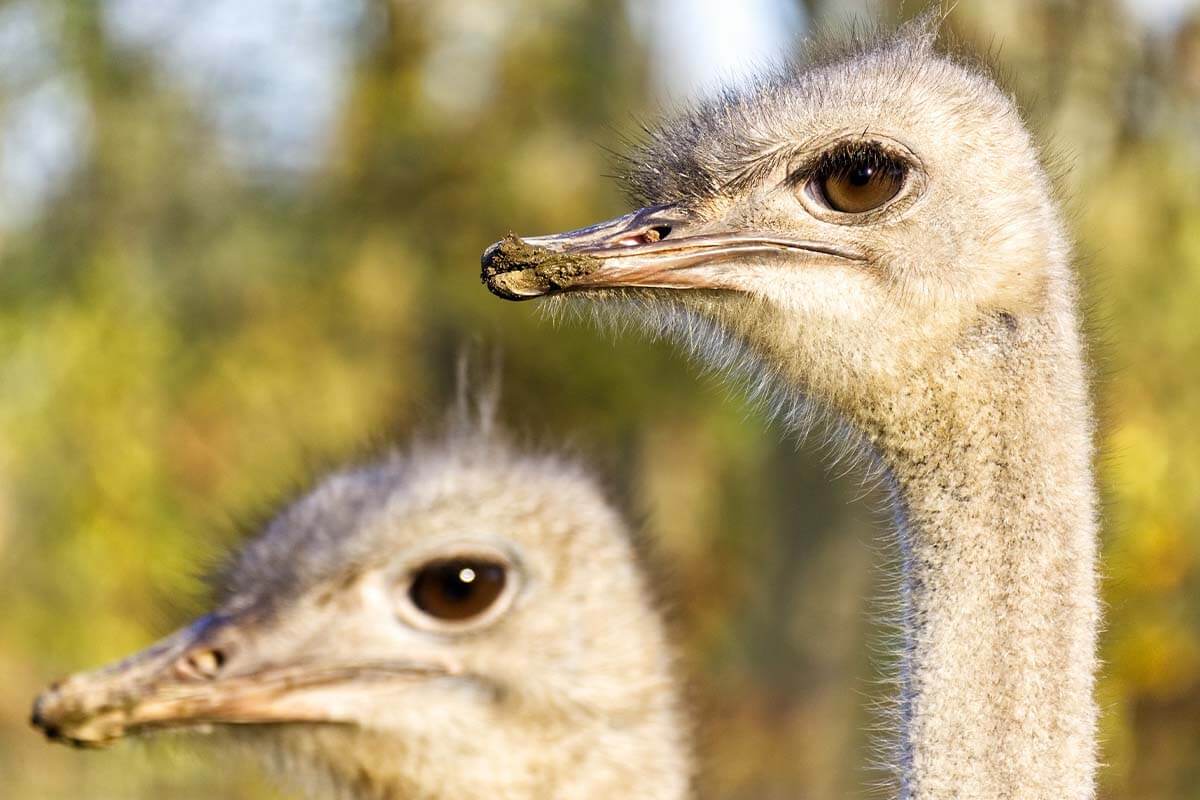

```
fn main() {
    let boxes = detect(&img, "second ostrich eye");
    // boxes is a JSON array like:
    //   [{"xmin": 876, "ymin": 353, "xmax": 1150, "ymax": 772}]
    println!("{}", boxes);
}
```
[
  {"xmin": 811, "ymin": 144, "xmax": 906, "ymax": 214},
  {"xmin": 409, "ymin": 558, "xmax": 508, "ymax": 622}
]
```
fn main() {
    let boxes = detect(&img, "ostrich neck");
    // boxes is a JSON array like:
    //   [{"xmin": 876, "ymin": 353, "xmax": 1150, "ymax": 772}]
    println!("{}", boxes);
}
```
[{"xmin": 855, "ymin": 316, "xmax": 1099, "ymax": 799}]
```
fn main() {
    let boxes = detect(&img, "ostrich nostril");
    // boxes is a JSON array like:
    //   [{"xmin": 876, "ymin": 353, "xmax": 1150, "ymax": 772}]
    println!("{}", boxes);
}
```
[
  {"xmin": 616, "ymin": 225, "xmax": 671, "ymax": 247},
  {"xmin": 177, "ymin": 647, "xmax": 226, "ymax": 681}
]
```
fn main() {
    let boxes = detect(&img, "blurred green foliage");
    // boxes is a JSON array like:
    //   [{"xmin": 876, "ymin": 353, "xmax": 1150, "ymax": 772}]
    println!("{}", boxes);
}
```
[{"xmin": 0, "ymin": 1, "xmax": 1197, "ymax": 798}]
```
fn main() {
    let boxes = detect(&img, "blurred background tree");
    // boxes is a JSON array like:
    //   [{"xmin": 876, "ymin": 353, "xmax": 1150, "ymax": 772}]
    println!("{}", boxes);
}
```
[{"xmin": 0, "ymin": 0, "xmax": 1196, "ymax": 797}]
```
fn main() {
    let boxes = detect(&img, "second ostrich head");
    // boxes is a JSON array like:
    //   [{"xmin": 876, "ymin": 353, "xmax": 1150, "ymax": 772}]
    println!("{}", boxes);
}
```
[{"xmin": 32, "ymin": 425, "xmax": 690, "ymax": 800}]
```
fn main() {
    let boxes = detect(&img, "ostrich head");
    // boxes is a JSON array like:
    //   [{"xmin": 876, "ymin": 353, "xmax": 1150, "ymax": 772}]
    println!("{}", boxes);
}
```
[
  {"xmin": 482, "ymin": 20, "xmax": 1070, "ymax": 423},
  {"xmin": 481, "ymin": 20, "xmax": 1099, "ymax": 799},
  {"xmin": 32, "ymin": 430, "xmax": 690, "ymax": 799}
]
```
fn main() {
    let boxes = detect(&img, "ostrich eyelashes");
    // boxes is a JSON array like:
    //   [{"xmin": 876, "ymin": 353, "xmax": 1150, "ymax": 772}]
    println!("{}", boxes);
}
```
[
  {"xmin": 407, "ymin": 556, "xmax": 509, "ymax": 624},
  {"xmin": 807, "ymin": 142, "xmax": 907, "ymax": 214}
]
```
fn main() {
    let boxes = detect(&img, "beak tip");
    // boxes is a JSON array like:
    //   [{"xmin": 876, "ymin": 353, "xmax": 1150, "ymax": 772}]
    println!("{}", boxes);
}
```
[
  {"xmin": 30, "ymin": 691, "xmax": 71, "ymax": 745},
  {"xmin": 480, "ymin": 235, "xmax": 548, "ymax": 301},
  {"xmin": 480, "ymin": 233, "xmax": 605, "ymax": 301},
  {"xmin": 30, "ymin": 688, "xmax": 55, "ymax": 727},
  {"xmin": 30, "ymin": 678, "xmax": 127, "ymax": 748},
  {"xmin": 479, "ymin": 244, "xmax": 499, "ymax": 274},
  {"xmin": 479, "ymin": 236, "xmax": 508, "ymax": 269}
]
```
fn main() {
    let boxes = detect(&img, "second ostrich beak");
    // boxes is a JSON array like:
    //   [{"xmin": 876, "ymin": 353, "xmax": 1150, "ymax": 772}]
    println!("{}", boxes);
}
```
[
  {"xmin": 481, "ymin": 203, "xmax": 864, "ymax": 300},
  {"xmin": 30, "ymin": 612, "xmax": 450, "ymax": 748}
]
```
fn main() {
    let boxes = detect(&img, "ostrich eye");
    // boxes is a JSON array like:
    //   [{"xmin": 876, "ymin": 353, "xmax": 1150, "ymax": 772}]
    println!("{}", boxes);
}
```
[
  {"xmin": 409, "ymin": 558, "xmax": 508, "ymax": 622},
  {"xmin": 812, "ymin": 144, "xmax": 906, "ymax": 214}
]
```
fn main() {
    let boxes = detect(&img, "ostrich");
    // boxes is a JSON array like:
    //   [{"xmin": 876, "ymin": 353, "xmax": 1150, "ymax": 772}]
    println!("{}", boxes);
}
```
[
  {"xmin": 31, "ymin": 420, "xmax": 692, "ymax": 799},
  {"xmin": 483, "ymin": 18, "xmax": 1099, "ymax": 800}
]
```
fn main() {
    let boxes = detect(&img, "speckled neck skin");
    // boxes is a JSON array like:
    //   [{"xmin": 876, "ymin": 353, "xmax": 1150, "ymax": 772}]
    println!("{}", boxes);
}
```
[{"xmin": 853, "ymin": 309, "xmax": 1098, "ymax": 799}]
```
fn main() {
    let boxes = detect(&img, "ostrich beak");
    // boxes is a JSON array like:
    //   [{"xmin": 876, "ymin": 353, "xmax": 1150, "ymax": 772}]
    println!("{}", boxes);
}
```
[
  {"xmin": 481, "ymin": 203, "xmax": 863, "ymax": 300},
  {"xmin": 30, "ymin": 612, "xmax": 448, "ymax": 748}
]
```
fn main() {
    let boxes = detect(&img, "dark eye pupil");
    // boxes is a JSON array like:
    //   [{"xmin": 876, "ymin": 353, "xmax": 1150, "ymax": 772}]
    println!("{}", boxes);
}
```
[
  {"xmin": 409, "ymin": 559, "xmax": 507, "ymax": 622},
  {"xmin": 849, "ymin": 164, "xmax": 875, "ymax": 186}
]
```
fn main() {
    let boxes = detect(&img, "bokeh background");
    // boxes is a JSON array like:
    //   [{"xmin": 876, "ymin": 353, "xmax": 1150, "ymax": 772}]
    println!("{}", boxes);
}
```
[{"xmin": 1, "ymin": 0, "xmax": 1198, "ymax": 797}]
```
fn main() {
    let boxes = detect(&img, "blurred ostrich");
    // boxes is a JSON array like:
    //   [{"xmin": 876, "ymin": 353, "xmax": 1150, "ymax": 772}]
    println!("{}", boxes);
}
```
[
  {"xmin": 483, "ymin": 19, "xmax": 1099, "ymax": 800},
  {"xmin": 32, "ymin": 418, "xmax": 692, "ymax": 800}
]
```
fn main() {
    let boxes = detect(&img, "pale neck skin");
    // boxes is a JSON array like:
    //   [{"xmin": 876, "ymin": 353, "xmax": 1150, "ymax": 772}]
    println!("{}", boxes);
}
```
[
  {"xmin": 857, "ymin": 311, "xmax": 1099, "ymax": 799},
  {"xmin": 697, "ymin": 284, "xmax": 1098, "ymax": 798}
]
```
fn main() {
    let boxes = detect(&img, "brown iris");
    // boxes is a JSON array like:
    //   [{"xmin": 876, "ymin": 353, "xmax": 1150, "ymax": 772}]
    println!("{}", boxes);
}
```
[
  {"xmin": 409, "ymin": 558, "xmax": 507, "ymax": 622},
  {"xmin": 814, "ymin": 143, "xmax": 906, "ymax": 214}
]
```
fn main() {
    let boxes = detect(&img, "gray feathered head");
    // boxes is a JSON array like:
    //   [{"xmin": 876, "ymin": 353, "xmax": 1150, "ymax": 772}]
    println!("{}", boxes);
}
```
[
  {"xmin": 33, "ymin": 420, "xmax": 691, "ymax": 799},
  {"xmin": 483, "ymin": 16, "xmax": 1066, "ymax": 424}
]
